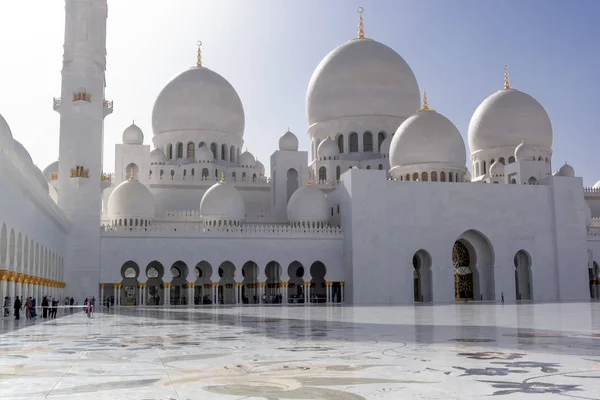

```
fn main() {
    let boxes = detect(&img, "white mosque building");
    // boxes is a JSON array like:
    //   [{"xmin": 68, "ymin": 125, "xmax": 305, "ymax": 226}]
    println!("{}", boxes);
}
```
[{"xmin": 0, "ymin": 0, "xmax": 599, "ymax": 306}]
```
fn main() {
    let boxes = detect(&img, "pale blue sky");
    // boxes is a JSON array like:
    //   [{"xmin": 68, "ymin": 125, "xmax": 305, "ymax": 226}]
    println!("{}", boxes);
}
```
[{"xmin": 0, "ymin": 1, "xmax": 598, "ymax": 184}]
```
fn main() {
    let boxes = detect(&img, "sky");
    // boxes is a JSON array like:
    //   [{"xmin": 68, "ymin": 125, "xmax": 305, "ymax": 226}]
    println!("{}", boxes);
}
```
[{"xmin": 0, "ymin": 0, "xmax": 599, "ymax": 184}]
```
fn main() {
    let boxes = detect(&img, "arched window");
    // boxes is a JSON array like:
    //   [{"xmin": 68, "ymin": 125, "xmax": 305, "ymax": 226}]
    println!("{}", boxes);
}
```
[
  {"xmin": 286, "ymin": 168, "xmax": 299, "ymax": 203},
  {"xmin": 378, "ymin": 164, "xmax": 383, "ymax": 170},
  {"xmin": 176, "ymin": 142, "xmax": 183, "ymax": 159},
  {"xmin": 510, "ymin": 178, "xmax": 517, "ymax": 184},
  {"xmin": 159, "ymin": 169, "xmax": 164, "ymax": 179},
  {"xmin": 483, "ymin": 161, "xmax": 487, "ymax": 174},
  {"xmin": 508, "ymin": 156, "xmax": 515, "ymax": 164},
  {"xmin": 252, "ymin": 173, "xmax": 257, "ymax": 181},
  {"xmin": 422, "ymin": 171, "xmax": 428, "ymax": 181},
  {"xmin": 449, "ymin": 172, "xmax": 454, "ymax": 182},
  {"xmin": 201, "ymin": 168, "xmax": 209, "ymax": 178},
  {"xmin": 337, "ymin": 135, "xmax": 344, "ymax": 153},
  {"xmin": 186, "ymin": 142, "xmax": 194, "ymax": 159},
  {"xmin": 231, "ymin": 171, "xmax": 236, "ymax": 181},
  {"xmin": 221, "ymin": 144, "xmax": 227, "ymax": 160},
  {"xmin": 319, "ymin": 166, "xmax": 327, "ymax": 180},
  {"xmin": 349, "ymin": 132, "xmax": 358, "ymax": 152},
  {"xmin": 363, "ymin": 131, "xmax": 373, "ymax": 152},
  {"xmin": 166, "ymin": 144, "xmax": 173, "ymax": 160},
  {"xmin": 440, "ymin": 171, "xmax": 446, "ymax": 182},
  {"xmin": 431, "ymin": 171, "xmax": 438, "ymax": 181},
  {"xmin": 170, "ymin": 170, "xmax": 175, "ymax": 179},
  {"xmin": 413, "ymin": 172, "xmax": 419, "ymax": 181},
  {"xmin": 405, "ymin": 173, "xmax": 410, "ymax": 181},
  {"xmin": 215, "ymin": 169, "xmax": 218, "ymax": 178},
  {"xmin": 490, "ymin": 158, "xmax": 495, "ymax": 165},
  {"xmin": 242, "ymin": 172, "xmax": 246, "ymax": 180},
  {"xmin": 366, "ymin": 165, "xmax": 371, "ymax": 170},
  {"xmin": 198, "ymin": 141, "xmax": 205, "ymax": 148},
  {"xmin": 230, "ymin": 146, "xmax": 235, "ymax": 163},
  {"xmin": 499, "ymin": 157, "xmax": 506, "ymax": 165},
  {"xmin": 191, "ymin": 168, "xmax": 195, "ymax": 177},
  {"xmin": 336, "ymin": 166, "xmax": 341, "ymax": 180},
  {"xmin": 378, "ymin": 132, "xmax": 386, "ymax": 152},
  {"xmin": 210, "ymin": 143, "xmax": 217, "ymax": 159}
]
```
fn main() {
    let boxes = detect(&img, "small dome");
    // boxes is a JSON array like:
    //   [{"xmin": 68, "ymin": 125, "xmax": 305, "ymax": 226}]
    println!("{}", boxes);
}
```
[
  {"xmin": 122, "ymin": 122, "xmax": 144, "ymax": 145},
  {"xmin": 380, "ymin": 135, "xmax": 392, "ymax": 154},
  {"xmin": 43, "ymin": 161, "xmax": 59, "ymax": 181},
  {"xmin": 279, "ymin": 130, "xmax": 299, "ymax": 151},
  {"xmin": 200, "ymin": 179, "xmax": 245, "ymax": 222},
  {"xmin": 254, "ymin": 159, "xmax": 265, "ymax": 175},
  {"xmin": 514, "ymin": 141, "xmax": 536, "ymax": 161},
  {"xmin": 107, "ymin": 178, "xmax": 155, "ymax": 220},
  {"xmin": 0, "ymin": 113, "xmax": 14, "ymax": 151},
  {"xmin": 307, "ymin": 38, "xmax": 420, "ymax": 126},
  {"xmin": 489, "ymin": 161, "xmax": 505, "ymax": 177},
  {"xmin": 558, "ymin": 162, "xmax": 575, "ymax": 177},
  {"xmin": 287, "ymin": 184, "xmax": 329, "ymax": 223},
  {"xmin": 13, "ymin": 140, "xmax": 33, "ymax": 165},
  {"xmin": 152, "ymin": 67, "xmax": 245, "ymax": 137},
  {"xmin": 150, "ymin": 148, "xmax": 167, "ymax": 164},
  {"xmin": 390, "ymin": 110, "xmax": 466, "ymax": 169},
  {"xmin": 593, "ymin": 180, "xmax": 600, "ymax": 190},
  {"xmin": 317, "ymin": 137, "xmax": 339, "ymax": 159},
  {"xmin": 468, "ymin": 88, "xmax": 552, "ymax": 154},
  {"xmin": 238, "ymin": 151, "xmax": 255, "ymax": 167},
  {"xmin": 196, "ymin": 144, "xmax": 214, "ymax": 163}
]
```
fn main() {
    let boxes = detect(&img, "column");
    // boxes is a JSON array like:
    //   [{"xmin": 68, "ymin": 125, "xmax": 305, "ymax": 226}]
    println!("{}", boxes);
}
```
[
  {"xmin": 113, "ymin": 284, "xmax": 120, "ymax": 306},
  {"xmin": 304, "ymin": 281, "xmax": 310, "ymax": 306},
  {"xmin": 340, "ymin": 282, "xmax": 345, "ymax": 303},
  {"xmin": 8, "ymin": 273, "xmax": 16, "ymax": 303},
  {"xmin": 0, "ymin": 276, "xmax": 7, "ymax": 305},
  {"xmin": 281, "ymin": 282, "xmax": 288, "ymax": 305},
  {"xmin": 163, "ymin": 283, "xmax": 171, "ymax": 307},
  {"xmin": 235, "ymin": 283, "xmax": 240, "ymax": 304},
  {"xmin": 326, "ymin": 282, "xmax": 332, "ymax": 303},
  {"xmin": 213, "ymin": 283, "xmax": 219, "ymax": 306},
  {"xmin": 137, "ymin": 283, "xmax": 143, "ymax": 306},
  {"xmin": 100, "ymin": 284, "xmax": 105, "ymax": 308},
  {"xmin": 187, "ymin": 283, "xmax": 194, "ymax": 307}
]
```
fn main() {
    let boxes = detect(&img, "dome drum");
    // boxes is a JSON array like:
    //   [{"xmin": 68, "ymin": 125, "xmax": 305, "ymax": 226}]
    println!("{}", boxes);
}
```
[{"xmin": 390, "ymin": 164, "xmax": 467, "ymax": 182}]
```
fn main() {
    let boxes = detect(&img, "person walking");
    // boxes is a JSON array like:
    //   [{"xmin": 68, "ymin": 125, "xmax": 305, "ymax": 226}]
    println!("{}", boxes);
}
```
[
  {"xmin": 501, "ymin": 292, "xmax": 505, "ymax": 305},
  {"xmin": 3, "ymin": 296, "xmax": 9, "ymax": 317},
  {"xmin": 13, "ymin": 296, "xmax": 21, "ymax": 320},
  {"xmin": 42, "ymin": 296, "xmax": 49, "ymax": 318},
  {"xmin": 25, "ymin": 297, "xmax": 32, "ymax": 319},
  {"xmin": 31, "ymin": 297, "xmax": 37, "ymax": 318}
]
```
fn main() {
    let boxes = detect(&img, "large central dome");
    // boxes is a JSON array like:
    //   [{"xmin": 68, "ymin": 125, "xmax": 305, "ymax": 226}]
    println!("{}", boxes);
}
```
[
  {"xmin": 152, "ymin": 67, "xmax": 245, "ymax": 137},
  {"xmin": 306, "ymin": 38, "xmax": 420, "ymax": 126}
]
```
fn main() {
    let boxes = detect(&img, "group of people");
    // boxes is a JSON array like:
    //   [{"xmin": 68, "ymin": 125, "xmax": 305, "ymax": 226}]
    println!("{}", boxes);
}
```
[{"xmin": 3, "ymin": 295, "xmax": 60, "ymax": 320}]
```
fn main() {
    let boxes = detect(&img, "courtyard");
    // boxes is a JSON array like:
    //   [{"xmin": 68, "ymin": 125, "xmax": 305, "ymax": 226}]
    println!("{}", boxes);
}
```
[{"xmin": 0, "ymin": 302, "xmax": 599, "ymax": 399}]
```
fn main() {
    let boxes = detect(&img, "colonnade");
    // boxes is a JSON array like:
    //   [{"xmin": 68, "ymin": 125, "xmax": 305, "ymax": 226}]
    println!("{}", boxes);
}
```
[{"xmin": 0, "ymin": 271, "xmax": 65, "ymax": 304}]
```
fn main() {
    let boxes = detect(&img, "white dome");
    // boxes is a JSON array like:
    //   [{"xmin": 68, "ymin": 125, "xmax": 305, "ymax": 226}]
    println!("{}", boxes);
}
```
[
  {"xmin": 514, "ymin": 141, "xmax": 536, "ymax": 161},
  {"xmin": 107, "ymin": 179, "xmax": 155, "ymax": 220},
  {"xmin": 287, "ymin": 184, "xmax": 329, "ymax": 223},
  {"xmin": 254, "ymin": 159, "xmax": 265, "ymax": 175},
  {"xmin": 306, "ymin": 38, "xmax": 420, "ymax": 126},
  {"xmin": 317, "ymin": 137, "xmax": 339, "ymax": 159},
  {"xmin": 150, "ymin": 148, "xmax": 167, "ymax": 164},
  {"xmin": 152, "ymin": 67, "xmax": 245, "ymax": 137},
  {"xmin": 238, "ymin": 151, "xmax": 255, "ymax": 167},
  {"xmin": 0, "ymin": 113, "xmax": 14, "ymax": 151},
  {"xmin": 196, "ymin": 144, "xmax": 214, "ymax": 163},
  {"xmin": 558, "ymin": 162, "xmax": 575, "ymax": 177},
  {"xmin": 200, "ymin": 180, "xmax": 245, "ymax": 221},
  {"xmin": 279, "ymin": 130, "xmax": 299, "ymax": 151},
  {"xmin": 468, "ymin": 88, "xmax": 552, "ymax": 154},
  {"xmin": 489, "ymin": 161, "xmax": 505, "ymax": 177},
  {"xmin": 380, "ymin": 135, "xmax": 392, "ymax": 154},
  {"xmin": 13, "ymin": 140, "xmax": 33, "ymax": 165},
  {"xmin": 389, "ymin": 110, "xmax": 466, "ymax": 168},
  {"xmin": 122, "ymin": 122, "xmax": 144, "ymax": 145},
  {"xmin": 43, "ymin": 161, "xmax": 59, "ymax": 181},
  {"xmin": 593, "ymin": 180, "xmax": 600, "ymax": 190}
]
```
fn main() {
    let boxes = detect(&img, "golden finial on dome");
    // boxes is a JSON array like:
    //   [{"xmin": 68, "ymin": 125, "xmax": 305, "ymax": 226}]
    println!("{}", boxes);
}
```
[
  {"xmin": 504, "ymin": 64, "xmax": 510, "ymax": 89},
  {"xmin": 220, "ymin": 170, "xmax": 225, "ymax": 183},
  {"xmin": 128, "ymin": 166, "xmax": 135, "ymax": 181},
  {"xmin": 357, "ymin": 7, "xmax": 365, "ymax": 39},
  {"xmin": 196, "ymin": 40, "xmax": 203, "ymax": 67},
  {"xmin": 418, "ymin": 91, "xmax": 435, "ymax": 112}
]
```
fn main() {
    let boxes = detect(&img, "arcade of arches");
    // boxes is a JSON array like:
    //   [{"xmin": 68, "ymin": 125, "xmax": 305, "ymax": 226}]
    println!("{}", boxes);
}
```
[{"xmin": 102, "ymin": 260, "xmax": 344, "ymax": 306}]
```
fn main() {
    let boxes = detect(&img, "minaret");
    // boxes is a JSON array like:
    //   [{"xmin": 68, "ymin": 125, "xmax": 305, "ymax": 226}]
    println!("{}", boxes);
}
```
[{"xmin": 55, "ymin": 0, "xmax": 111, "ymax": 301}]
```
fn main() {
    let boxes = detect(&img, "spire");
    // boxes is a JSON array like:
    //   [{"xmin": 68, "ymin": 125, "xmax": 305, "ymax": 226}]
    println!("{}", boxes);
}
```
[
  {"xmin": 504, "ymin": 64, "xmax": 510, "ymax": 89},
  {"xmin": 418, "ymin": 91, "xmax": 434, "ymax": 112},
  {"xmin": 128, "ymin": 167, "xmax": 135, "ymax": 181},
  {"xmin": 220, "ymin": 170, "xmax": 225, "ymax": 183},
  {"xmin": 196, "ymin": 41, "xmax": 203, "ymax": 67},
  {"xmin": 357, "ymin": 7, "xmax": 365, "ymax": 39}
]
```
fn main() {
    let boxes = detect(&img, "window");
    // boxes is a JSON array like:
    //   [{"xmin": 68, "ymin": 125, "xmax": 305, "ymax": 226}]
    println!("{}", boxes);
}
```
[
  {"xmin": 422, "ymin": 171, "xmax": 428, "ymax": 181},
  {"xmin": 405, "ymin": 173, "xmax": 410, "ymax": 181},
  {"xmin": 499, "ymin": 157, "xmax": 505, "ymax": 165},
  {"xmin": 337, "ymin": 135, "xmax": 344, "ymax": 153},
  {"xmin": 319, "ymin": 166, "xmax": 327, "ymax": 180},
  {"xmin": 378, "ymin": 164, "xmax": 383, "ymax": 170},
  {"xmin": 413, "ymin": 172, "xmax": 419, "ymax": 181},
  {"xmin": 349, "ymin": 132, "xmax": 358, "ymax": 152},
  {"xmin": 483, "ymin": 161, "xmax": 487, "ymax": 174},
  {"xmin": 431, "ymin": 171, "xmax": 437, "ymax": 181},
  {"xmin": 336, "ymin": 166, "xmax": 341, "ymax": 180},
  {"xmin": 202, "ymin": 168, "xmax": 209, "ymax": 178},
  {"xmin": 440, "ymin": 171, "xmax": 446, "ymax": 182},
  {"xmin": 508, "ymin": 156, "xmax": 515, "ymax": 164},
  {"xmin": 166, "ymin": 144, "xmax": 173, "ymax": 159},
  {"xmin": 176, "ymin": 143, "xmax": 183, "ymax": 159},
  {"xmin": 378, "ymin": 132, "xmax": 386, "ymax": 152},
  {"xmin": 232, "ymin": 171, "xmax": 236, "ymax": 181},
  {"xmin": 363, "ymin": 131, "xmax": 373, "ymax": 152},
  {"xmin": 187, "ymin": 142, "xmax": 195, "ymax": 159},
  {"xmin": 337, "ymin": 204, "xmax": 340, "ymax": 213},
  {"xmin": 210, "ymin": 143, "xmax": 217, "ymax": 159},
  {"xmin": 198, "ymin": 141, "xmax": 205, "ymax": 148},
  {"xmin": 449, "ymin": 172, "xmax": 454, "ymax": 182},
  {"xmin": 366, "ymin": 165, "xmax": 371, "ymax": 170},
  {"xmin": 221, "ymin": 144, "xmax": 227, "ymax": 160}
]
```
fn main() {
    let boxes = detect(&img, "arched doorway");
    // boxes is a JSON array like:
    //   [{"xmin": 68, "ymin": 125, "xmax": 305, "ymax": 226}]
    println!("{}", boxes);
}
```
[
  {"xmin": 218, "ymin": 261, "xmax": 236, "ymax": 304},
  {"xmin": 170, "ymin": 261, "xmax": 188, "ymax": 305},
  {"xmin": 194, "ymin": 261, "xmax": 212, "ymax": 304},
  {"xmin": 310, "ymin": 261, "xmax": 326, "ymax": 303},
  {"xmin": 265, "ymin": 261, "xmax": 282, "ymax": 303},
  {"xmin": 514, "ymin": 250, "xmax": 532, "ymax": 300},
  {"xmin": 242, "ymin": 261, "xmax": 259, "ymax": 304},
  {"xmin": 121, "ymin": 261, "xmax": 140, "ymax": 306},
  {"xmin": 146, "ymin": 261, "xmax": 164, "ymax": 305},
  {"xmin": 413, "ymin": 250, "xmax": 432, "ymax": 302},
  {"xmin": 452, "ymin": 230, "xmax": 495, "ymax": 301},
  {"xmin": 589, "ymin": 261, "xmax": 599, "ymax": 299},
  {"xmin": 288, "ymin": 261, "xmax": 304, "ymax": 303}
]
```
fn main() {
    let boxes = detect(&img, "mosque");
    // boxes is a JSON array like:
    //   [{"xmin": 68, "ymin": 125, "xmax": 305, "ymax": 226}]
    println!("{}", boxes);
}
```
[{"xmin": 0, "ymin": 0, "xmax": 598, "ymax": 306}]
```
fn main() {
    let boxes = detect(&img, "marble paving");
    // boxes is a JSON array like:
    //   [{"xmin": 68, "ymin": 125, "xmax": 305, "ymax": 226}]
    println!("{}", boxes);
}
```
[{"xmin": 0, "ymin": 302, "xmax": 599, "ymax": 399}]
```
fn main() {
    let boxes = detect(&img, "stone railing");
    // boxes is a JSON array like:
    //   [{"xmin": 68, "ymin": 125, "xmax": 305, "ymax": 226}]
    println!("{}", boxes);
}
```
[
  {"xmin": 161, "ymin": 210, "xmax": 273, "ymax": 222},
  {"xmin": 150, "ymin": 173, "xmax": 270, "ymax": 186},
  {"xmin": 584, "ymin": 187, "xmax": 600, "ymax": 193},
  {"xmin": 101, "ymin": 222, "xmax": 343, "ymax": 238}
]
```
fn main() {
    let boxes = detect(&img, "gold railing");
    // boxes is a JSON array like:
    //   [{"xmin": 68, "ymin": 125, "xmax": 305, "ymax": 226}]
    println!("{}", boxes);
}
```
[{"xmin": 69, "ymin": 165, "xmax": 90, "ymax": 178}]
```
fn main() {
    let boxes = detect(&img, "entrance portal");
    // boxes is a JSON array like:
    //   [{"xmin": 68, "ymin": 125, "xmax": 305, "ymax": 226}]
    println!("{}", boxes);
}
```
[
  {"xmin": 514, "ymin": 250, "xmax": 532, "ymax": 300},
  {"xmin": 453, "ymin": 241, "xmax": 473, "ymax": 300}
]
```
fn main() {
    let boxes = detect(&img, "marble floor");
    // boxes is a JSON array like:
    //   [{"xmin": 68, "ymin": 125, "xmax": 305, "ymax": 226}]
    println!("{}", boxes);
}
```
[{"xmin": 0, "ymin": 303, "xmax": 599, "ymax": 399}]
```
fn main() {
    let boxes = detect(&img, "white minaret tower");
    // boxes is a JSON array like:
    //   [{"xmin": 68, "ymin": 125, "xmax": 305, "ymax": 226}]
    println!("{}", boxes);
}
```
[{"xmin": 55, "ymin": 0, "xmax": 112, "ymax": 301}]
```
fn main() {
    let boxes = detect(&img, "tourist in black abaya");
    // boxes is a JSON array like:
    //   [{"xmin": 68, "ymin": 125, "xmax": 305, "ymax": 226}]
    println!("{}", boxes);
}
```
[
  {"xmin": 13, "ymin": 296, "xmax": 21, "ymax": 320},
  {"xmin": 42, "ymin": 295, "xmax": 49, "ymax": 318}
]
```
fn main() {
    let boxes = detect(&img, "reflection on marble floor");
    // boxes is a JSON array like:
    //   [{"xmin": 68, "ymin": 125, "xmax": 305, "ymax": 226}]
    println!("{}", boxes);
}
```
[{"xmin": 0, "ymin": 303, "xmax": 599, "ymax": 399}]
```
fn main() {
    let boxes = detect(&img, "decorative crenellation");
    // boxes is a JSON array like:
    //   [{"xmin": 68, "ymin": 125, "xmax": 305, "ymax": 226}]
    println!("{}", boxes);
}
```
[
  {"xmin": 70, "ymin": 165, "xmax": 90, "ymax": 178},
  {"xmin": 73, "ymin": 88, "xmax": 92, "ymax": 102},
  {"xmin": 49, "ymin": 172, "xmax": 59, "ymax": 181},
  {"xmin": 101, "ymin": 173, "xmax": 112, "ymax": 182}
]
